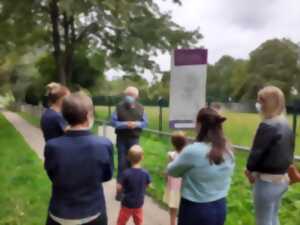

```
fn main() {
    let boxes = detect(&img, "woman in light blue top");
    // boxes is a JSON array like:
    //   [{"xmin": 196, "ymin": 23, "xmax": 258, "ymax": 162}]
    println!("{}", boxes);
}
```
[{"xmin": 167, "ymin": 107, "xmax": 235, "ymax": 225}]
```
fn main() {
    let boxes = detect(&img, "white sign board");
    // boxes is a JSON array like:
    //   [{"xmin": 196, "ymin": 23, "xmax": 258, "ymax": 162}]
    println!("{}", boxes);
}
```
[{"xmin": 169, "ymin": 49, "xmax": 208, "ymax": 129}]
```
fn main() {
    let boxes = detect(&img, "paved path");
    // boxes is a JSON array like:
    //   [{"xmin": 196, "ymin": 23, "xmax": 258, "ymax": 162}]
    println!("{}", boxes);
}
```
[{"xmin": 2, "ymin": 111, "xmax": 169, "ymax": 225}]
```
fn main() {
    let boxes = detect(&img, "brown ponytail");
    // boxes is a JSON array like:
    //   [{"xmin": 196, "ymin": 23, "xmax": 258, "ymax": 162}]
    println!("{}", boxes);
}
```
[
  {"xmin": 47, "ymin": 82, "xmax": 69, "ymax": 105},
  {"xmin": 196, "ymin": 107, "xmax": 229, "ymax": 165}
]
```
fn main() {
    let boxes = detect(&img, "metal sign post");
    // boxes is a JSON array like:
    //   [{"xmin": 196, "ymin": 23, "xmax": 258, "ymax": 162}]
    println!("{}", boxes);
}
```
[{"xmin": 158, "ymin": 97, "xmax": 164, "ymax": 132}]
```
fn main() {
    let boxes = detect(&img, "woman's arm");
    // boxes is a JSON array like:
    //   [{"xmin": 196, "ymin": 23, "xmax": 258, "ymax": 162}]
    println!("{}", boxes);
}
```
[
  {"xmin": 247, "ymin": 123, "xmax": 279, "ymax": 172},
  {"xmin": 167, "ymin": 148, "xmax": 194, "ymax": 177}
]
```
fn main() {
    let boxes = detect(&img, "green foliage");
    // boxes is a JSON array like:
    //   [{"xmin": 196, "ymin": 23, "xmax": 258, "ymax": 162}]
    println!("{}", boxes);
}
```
[
  {"xmin": 0, "ymin": 114, "xmax": 50, "ymax": 225},
  {"xmin": 207, "ymin": 38, "xmax": 300, "ymax": 102},
  {"xmin": 207, "ymin": 56, "xmax": 249, "ymax": 102},
  {"xmin": 1, "ymin": 0, "xmax": 201, "ymax": 85},
  {"xmin": 13, "ymin": 110, "xmax": 300, "ymax": 225},
  {"xmin": 9, "ymin": 65, "xmax": 34, "ymax": 102},
  {"xmin": 72, "ymin": 49, "xmax": 104, "ymax": 88},
  {"xmin": 149, "ymin": 72, "xmax": 170, "ymax": 100},
  {"xmin": 36, "ymin": 49, "xmax": 104, "ymax": 89},
  {"xmin": 140, "ymin": 133, "xmax": 300, "ymax": 225},
  {"xmin": 93, "ymin": 74, "xmax": 150, "ymax": 98},
  {"xmin": 35, "ymin": 54, "xmax": 56, "ymax": 84},
  {"xmin": 242, "ymin": 39, "xmax": 300, "ymax": 100},
  {"xmin": 25, "ymin": 84, "xmax": 43, "ymax": 105}
]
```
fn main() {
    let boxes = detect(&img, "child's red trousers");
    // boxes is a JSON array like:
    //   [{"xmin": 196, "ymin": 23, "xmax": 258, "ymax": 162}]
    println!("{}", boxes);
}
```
[{"xmin": 117, "ymin": 207, "xmax": 143, "ymax": 225}]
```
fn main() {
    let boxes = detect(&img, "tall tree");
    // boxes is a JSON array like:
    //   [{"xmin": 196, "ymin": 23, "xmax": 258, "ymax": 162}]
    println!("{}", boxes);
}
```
[
  {"xmin": 241, "ymin": 39, "xmax": 300, "ymax": 100},
  {"xmin": 1, "ymin": 0, "xmax": 201, "ymax": 84}
]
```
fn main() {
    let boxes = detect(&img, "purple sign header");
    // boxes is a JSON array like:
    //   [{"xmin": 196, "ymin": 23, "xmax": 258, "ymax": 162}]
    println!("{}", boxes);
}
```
[{"xmin": 174, "ymin": 48, "xmax": 208, "ymax": 66}]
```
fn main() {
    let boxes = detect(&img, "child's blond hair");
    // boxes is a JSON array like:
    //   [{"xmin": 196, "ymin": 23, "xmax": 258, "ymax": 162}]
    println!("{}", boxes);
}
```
[{"xmin": 128, "ymin": 145, "xmax": 144, "ymax": 165}]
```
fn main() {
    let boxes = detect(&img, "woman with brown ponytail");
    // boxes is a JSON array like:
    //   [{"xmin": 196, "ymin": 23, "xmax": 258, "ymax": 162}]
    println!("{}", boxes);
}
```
[
  {"xmin": 167, "ymin": 107, "xmax": 235, "ymax": 225},
  {"xmin": 41, "ymin": 82, "xmax": 70, "ymax": 141}
]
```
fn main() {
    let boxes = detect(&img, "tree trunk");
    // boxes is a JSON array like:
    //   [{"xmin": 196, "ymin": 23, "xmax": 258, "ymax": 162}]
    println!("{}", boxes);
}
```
[
  {"xmin": 49, "ymin": 0, "xmax": 66, "ymax": 84},
  {"xmin": 63, "ymin": 13, "xmax": 75, "ymax": 84}
]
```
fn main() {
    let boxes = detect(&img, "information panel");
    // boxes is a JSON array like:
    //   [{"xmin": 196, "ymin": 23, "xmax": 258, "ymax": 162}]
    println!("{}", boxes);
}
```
[{"xmin": 169, "ymin": 49, "xmax": 208, "ymax": 129}]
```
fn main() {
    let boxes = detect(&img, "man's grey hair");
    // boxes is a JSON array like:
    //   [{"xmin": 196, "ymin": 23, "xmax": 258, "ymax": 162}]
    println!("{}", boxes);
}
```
[{"xmin": 124, "ymin": 86, "xmax": 139, "ymax": 98}]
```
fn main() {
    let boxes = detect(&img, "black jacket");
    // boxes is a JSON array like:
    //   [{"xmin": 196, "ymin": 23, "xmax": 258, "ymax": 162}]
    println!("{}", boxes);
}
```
[
  {"xmin": 44, "ymin": 130, "xmax": 114, "ymax": 219},
  {"xmin": 247, "ymin": 117, "xmax": 294, "ymax": 174}
]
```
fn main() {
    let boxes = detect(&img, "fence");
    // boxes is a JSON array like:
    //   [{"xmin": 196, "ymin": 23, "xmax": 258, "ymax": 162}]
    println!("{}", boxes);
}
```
[
  {"xmin": 95, "ymin": 119, "xmax": 300, "ymax": 161},
  {"xmin": 12, "ymin": 103, "xmax": 300, "ymax": 161}
]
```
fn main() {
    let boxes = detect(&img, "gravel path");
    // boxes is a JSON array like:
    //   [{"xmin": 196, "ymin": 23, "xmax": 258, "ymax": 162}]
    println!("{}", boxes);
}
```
[{"xmin": 2, "ymin": 111, "xmax": 169, "ymax": 225}]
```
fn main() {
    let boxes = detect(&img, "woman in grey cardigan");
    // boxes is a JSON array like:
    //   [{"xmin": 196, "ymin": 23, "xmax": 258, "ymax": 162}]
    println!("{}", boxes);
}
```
[{"xmin": 246, "ymin": 86, "xmax": 294, "ymax": 225}]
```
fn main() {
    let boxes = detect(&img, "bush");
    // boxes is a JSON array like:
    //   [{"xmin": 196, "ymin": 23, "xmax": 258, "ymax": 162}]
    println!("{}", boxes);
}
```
[{"xmin": 25, "ymin": 85, "xmax": 42, "ymax": 106}]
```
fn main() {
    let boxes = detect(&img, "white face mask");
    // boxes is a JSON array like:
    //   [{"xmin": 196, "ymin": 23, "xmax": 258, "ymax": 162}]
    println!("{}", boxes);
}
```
[{"xmin": 255, "ymin": 102, "xmax": 262, "ymax": 113}]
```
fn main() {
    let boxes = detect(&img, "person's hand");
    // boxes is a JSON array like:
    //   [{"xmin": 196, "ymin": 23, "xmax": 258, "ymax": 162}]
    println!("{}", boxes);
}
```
[
  {"xmin": 127, "ymin": 121, "xmax": 134, "ymax": 129},
  {"xmin": 64, "ymin": 125, "xmax": 70, "ymax": 132},
  {"xmin": 288, "ymin": 165, "xmax": 300, "ymax": 185},
  {"xmin": 116, "ymin": 183, "xmax": 123, "ymax": 193},
  {"xmin": 127, "ymin": 121, "xmax": 138, "ymax": 129},
  {"xmin": 245, "ymin": 170, "xmax": 256, "ymax": 184}
]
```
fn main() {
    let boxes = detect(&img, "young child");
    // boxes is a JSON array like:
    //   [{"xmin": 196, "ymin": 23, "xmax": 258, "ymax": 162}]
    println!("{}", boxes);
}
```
[
  {"xmin": 163, "ymin": 131, "xmax": 187, "ymax": 225},
  {"xmin": 116, "ymin": 145, "xmax": 151, "ymax": 225}
]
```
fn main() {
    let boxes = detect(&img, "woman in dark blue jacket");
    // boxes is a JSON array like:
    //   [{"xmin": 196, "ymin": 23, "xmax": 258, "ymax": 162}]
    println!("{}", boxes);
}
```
[
  {"xmin": 41, "ymin": 83, "xmax": 70, "ymax": 141},
  {"xmin": 44, "ymin": 92, "xmax": 114, "ymax": 225}
]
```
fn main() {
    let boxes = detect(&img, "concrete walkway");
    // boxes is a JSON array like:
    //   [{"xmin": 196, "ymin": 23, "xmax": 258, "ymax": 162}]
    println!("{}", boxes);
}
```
[{"xmin": 2, "ymin": 111, "xmax": 169, "ymax": 225}]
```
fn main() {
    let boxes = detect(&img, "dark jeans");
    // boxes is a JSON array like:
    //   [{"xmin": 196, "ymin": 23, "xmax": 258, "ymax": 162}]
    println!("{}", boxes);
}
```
[
  {"xmin": 178, "ymin": 198, "xmax": 227, "ymax": 225},
  {"xmin": 116, "ymin": 136, "xmax": 139, "ymax": 181},
  {"xmin": 46, "ymin": 213, "xmax": 107, "ymax": 225}
]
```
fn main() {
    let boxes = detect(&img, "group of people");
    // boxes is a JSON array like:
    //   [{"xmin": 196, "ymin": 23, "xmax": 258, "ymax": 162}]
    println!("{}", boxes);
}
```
[{"xmin": 40, "ymin": 82, "xmax": 298, "ymax": 225}]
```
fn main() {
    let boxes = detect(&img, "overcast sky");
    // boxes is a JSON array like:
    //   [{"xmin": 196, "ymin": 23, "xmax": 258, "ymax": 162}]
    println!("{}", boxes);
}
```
[
  {"xmin": 108, "ymin": 0, "xmax": 300, "ymax": 81},
  {"xmin": 155, "ymin": 0, "xmax": 300, "ymax": 71}
]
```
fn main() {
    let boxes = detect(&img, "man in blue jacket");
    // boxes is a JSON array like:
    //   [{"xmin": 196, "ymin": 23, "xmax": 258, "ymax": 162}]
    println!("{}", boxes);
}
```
[
  {"xmin": 44, "ymin": 92, "xmax": 114, "ymax": 225},
  {"xmin": 111, "ymin": 87, "xmax": 148, "ymax": 198}
]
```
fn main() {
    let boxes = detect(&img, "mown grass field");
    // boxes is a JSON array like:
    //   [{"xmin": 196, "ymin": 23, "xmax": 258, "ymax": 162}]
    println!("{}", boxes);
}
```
[
  {"xmin": 15, "ymin": 110, "xmax": 300, "ymax": 225},
  {"xmin": 95, "ymin": 105, "xmax": 300, "ymax": 155},
  {"xmin": 0, "ymin": 114, "xmax": 50, "ymax": 225},
  {"xmin": 141, "ymin": 133, "xmax": 300, "ymax": 225}
]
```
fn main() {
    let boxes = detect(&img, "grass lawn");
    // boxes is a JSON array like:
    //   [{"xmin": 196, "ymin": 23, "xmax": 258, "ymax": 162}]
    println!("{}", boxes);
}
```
[
  {"xmin": 16, "ymin": 111, "xmax": 300, "ymax": 224},
  {"xmin": 95, "ymin": 106, "xmax": 300, "ymax": 155},
  {"xmin": 0, "ymin": 114, "xmax": 50, "ymax": 225},
  {"xmin": 17, "ymin": 112, "xmax": 40, "ymax": 127},
  {"xmin": 141, "ymin": 133, "xmax": 300, "ymax": 225}
]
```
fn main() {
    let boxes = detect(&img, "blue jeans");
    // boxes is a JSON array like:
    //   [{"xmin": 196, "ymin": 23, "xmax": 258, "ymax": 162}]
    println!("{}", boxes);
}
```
[
  {"xmin": 116, "ymin": 136, "xmax": 139, "ymax": 181},
  {"xmin": 178, "ymin": 198, "xmax": 227, "ymax": 225},
  {"xmin": 254, "ymin": 179, "xmax": 288, "ymax": 225}
]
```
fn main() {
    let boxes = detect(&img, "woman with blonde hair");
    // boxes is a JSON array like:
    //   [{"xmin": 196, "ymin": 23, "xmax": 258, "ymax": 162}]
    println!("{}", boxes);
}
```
[
  {"xmin": 246, "ymin": 86, "xmax": 294, "ymax": 225},
  {"xmin": 41, "ymin": 82, "xmax": 70, "ymax": 141}
]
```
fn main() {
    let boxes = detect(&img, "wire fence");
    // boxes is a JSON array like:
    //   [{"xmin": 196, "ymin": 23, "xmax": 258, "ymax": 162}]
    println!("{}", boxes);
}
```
[{"xmin": 95, "ymin": 119, "xmax": 300, "ymax": 162}]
